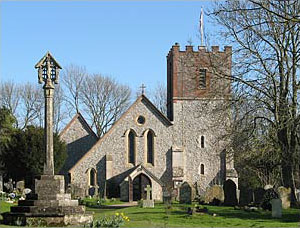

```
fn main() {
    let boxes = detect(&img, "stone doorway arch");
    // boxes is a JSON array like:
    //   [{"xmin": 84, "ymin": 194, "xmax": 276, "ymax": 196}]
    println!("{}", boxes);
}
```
[{"xmin": 132, "ymin": 173, "xmax": 152, "ymax": 201}]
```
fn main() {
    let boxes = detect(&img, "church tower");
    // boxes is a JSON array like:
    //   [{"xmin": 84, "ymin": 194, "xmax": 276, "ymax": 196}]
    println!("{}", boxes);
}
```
[{"xmin": 167, "ymin": 44, "xmax": 238, "ymax": 192}]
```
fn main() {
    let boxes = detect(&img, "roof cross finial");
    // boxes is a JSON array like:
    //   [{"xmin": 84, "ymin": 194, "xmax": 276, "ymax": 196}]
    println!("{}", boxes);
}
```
[{"xmin": 140, "ymin": 83, "xmax": 146, "ymax": 95}]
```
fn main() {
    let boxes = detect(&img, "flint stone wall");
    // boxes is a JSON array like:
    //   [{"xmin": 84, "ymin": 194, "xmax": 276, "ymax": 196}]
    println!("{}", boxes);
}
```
[
  {"xmin": 60, "ymin": 115, "xmax": 98, "ymax": 180},
  {"xmin": 71, "ymin": 98, "xmax": 173, "ymax": 198},
  {"xmin": 173, "ymin": 100, "xmax": 231, "ymax": 192}
]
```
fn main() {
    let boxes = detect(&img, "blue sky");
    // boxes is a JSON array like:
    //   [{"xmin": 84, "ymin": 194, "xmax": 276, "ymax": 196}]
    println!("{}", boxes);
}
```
[{"xmin": 1, "ymin": 1, "xmax": 223, "ymax": 93}]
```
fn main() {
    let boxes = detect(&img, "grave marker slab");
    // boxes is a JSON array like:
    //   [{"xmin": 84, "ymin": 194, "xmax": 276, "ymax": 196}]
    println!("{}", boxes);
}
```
[
  {"xmin": 0, "ymin": 174, "xmax": 3, "ymax": 192},
  {"xmin": 204, "ymin": 185, "xmax": 224, "ymax": 204},
  {"xmin": 142, "ymin": 185, "xmax": 154, "ymax": 208},
  {"xmin": 277, "ymin": 186, "xmax": 291, "ymax": 209},
  {"xmin": 179, "ymin": 182, "xmax": 194, "ymax": 204},
  {"xmin": 271, "ymin": 199, "xmax": 282, "ymax": 218}
]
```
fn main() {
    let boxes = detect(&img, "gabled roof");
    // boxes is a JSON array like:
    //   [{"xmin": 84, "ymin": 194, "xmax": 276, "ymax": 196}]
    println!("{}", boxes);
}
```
[
  {"xmin": 140, "ymin": 95, "xmax": 172, "ymax": 126},
  {"xmin": 125, "ymin": 164, "xmax": 165, "ymax": 187},
  {"xmin": 35, "ymin": 51, "xmax": 62, "ymax": 69},
  {"xmin": 69, "ymin": 95, "xmax": 172, "ymax": 172},
  {"xmin": 59, "ymin": 112, "xmax": 98, "ymax": 140}
]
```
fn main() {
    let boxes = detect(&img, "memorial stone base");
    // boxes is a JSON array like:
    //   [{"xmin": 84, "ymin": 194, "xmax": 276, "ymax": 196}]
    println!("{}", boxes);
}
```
[
  {"xmin": 2, "ymin": 175, "xmax": 93, "ymax": 226},
  {"xmin": 142, "ymin": 200, "xmax": 154, "ymax": 208}
]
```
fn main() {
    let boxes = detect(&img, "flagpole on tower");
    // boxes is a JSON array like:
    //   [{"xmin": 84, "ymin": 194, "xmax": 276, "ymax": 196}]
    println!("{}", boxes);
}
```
[{"xmin": 200, "ymin": 7, "xmax": 204, "ymax": 46}]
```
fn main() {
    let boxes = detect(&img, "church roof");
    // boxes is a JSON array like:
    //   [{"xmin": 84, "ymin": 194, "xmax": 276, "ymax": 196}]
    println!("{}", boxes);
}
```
[
  {"xmin": 59, "ymin": 112, "xmax": 98, "ymax": 140},
  {"xmin": 125, "ymin": 164, "xmax": 165, "ymax": 187},
  {"xmin": 69, "ymin": 95, "xmax": 172, "ymax": 172}
]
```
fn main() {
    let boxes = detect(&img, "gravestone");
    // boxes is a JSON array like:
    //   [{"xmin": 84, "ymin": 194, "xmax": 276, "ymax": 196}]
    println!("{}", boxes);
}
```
[
  {"xmin": 277, "ymin": 186, "xmax": 291, "ymax": 209},
  {"xmin": 4, "ymin": 179, "xmax": 14, "ymax": 193},
  {"xmin": 16, "ymin": 181, "xmax": 25, "ymax": 192},
  {"xmin": 204, "ymin": 185, "xmax": 224, "ymax": 204},
  {"xmin": 271, "ymin": 199, "xmax": 282, "ymax": 218},
  {"xmin": 0, "ymin": 174, "xmax": 3, "ymax": 192},
  {"xmin": 223, "ymin": 179, "xmax": 238, "ymax": 206},
  {"xmin": 296, "ymin": 189, "xmax": 300, "ymax": 202},
  {"xmin": 254, "ymin": 187, "xmax": 266, "ymax": 205},
  {"xmin": 264, "ymin": 184, "xmax": 273, "ymax": 190},
  {"xmin": 179, "ymin": 182, "xmax": 194, "ymax": 204},
  {"xmin": 163, "ymin": 191, "xmax": 171, "ymax": 205},
  {"xmin": 142, "ymin": 185, "xmax": 154, "ymax": 208},
  {"xmin": 239, "ymin": 188, "xmax": 253, "ymax": 206}
]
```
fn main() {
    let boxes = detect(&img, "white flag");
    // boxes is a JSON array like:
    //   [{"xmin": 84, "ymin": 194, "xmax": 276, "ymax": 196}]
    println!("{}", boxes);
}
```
[{"xmin": 200, "ymin": 8, "xmax": 204, "ymax": 45}]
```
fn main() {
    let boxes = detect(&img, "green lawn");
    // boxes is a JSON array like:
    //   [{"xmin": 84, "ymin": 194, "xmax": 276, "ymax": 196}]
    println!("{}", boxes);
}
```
[
  {"xmin": 1, "ymin": 201, "xmax": 299, "ymax": 227},
  {"xmin": 87, "ymin": 203, "xmax": 300, "ymax": 227},
  {"xmin": 81, "ymin": 197, "xmax": 127, "ymax": 206}
]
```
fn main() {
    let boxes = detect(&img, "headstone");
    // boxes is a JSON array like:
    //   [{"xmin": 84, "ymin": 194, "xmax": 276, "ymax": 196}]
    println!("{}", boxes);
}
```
[
  {"xmin": 296, "ymin": 189, "xmax": 300, "ymax": 202},
  {"xmin": 271, "ymin": 199, "xmax": 282, "ymax": 218},
  {"xmin": 23, "ymin": 188, "xmax": 32, "ymax": 197},
  {"xmin": 254, "ymin": 187, "xmax": 266, "ymax": 205},
  {"xmin": 239, "ymin": 188, "xmax": 253, "ymax": 206},
  {"xmin": 16, "ymin": 180, "xmax": 25, "ymax": 192},
  {"xmin": 264, "ymin": 184, "xmax": 273, "ymax": 190},
  {"xmin": 223, "ymin": 179, "xmax": 238, "ymax": 206},
  {"xmin": 4, "ymin": 179, "xmax": 14, "ymax": 193},
  {"xmin": 0, "ymin": 174, "xmax": 3, "ymax": 192},
  {"xmin": 204, "ymin": 185, "xmax": 224, "ymax": 204},
  {"xmin": 163, "ymin": 191, "xmax": 171, "ymax": 205},
  {"xmin": 142, "ymin": 185, "xmax": 154, "ymax": 208},
  {"xmin": 179, "ymin": 182, "xmax": 192, "ymax": 204},
  {"xmin": 277, "ymin": 186, "xmax": 291, "ymax": 209}
]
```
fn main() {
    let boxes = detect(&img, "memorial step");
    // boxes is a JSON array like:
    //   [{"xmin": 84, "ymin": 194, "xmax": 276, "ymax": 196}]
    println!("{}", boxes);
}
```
[
  {"xmin": 10, "ymin": 205, "xmax": 85, "ymax": 215},
  {"xmin": 19, "ymin": 199, "xmax": 79, "ymax": 207}
]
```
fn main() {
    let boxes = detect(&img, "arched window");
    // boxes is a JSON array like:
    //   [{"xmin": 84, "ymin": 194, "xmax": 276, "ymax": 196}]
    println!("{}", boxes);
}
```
[
  {"xmin": 200, "ymin": 164, "xmax": 205, "ymax": 175},
  {"xmin": 128, "ymin": 130, "xmax": 136, "ymax": 164},
  {"xmin": 201, "ymin": 136, "xmax": 205, "ymax": 148},
  {"xmin": 90, "ymin": 168, "xmax": 96, "ymax": 186},
  {"xmin": 147, "ymin": 131, "xmax": 154, "ymax": 165}
]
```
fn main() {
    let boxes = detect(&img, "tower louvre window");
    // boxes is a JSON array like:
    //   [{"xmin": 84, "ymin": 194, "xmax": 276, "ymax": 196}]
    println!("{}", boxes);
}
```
[{"xmin": 198, "ymin": 69, "xmax": 207, "ymax": 88}]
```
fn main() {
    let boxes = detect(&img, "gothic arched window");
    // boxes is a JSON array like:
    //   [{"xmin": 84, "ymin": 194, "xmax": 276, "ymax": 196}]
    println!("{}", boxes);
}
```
[
  {"xmin": 128, "ymin": 130, "xmax": 136, "ymax": 164},
  {"xmin": 201, "ymin": 136, "xmax": 205, "ymax": 148},
  {"xmin": 90, "ymin": 168, "xmax": 96, "ymax": 186},
  {"xmin": 200, "ymin": 164, "xmax": 205, "ymax": 175},
  {"xmin": 147, "ymin": 131, "xmax": 154, "ymax": 165}
]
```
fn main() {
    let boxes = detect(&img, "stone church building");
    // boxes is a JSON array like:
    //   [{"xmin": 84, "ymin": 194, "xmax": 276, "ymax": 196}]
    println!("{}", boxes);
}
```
[{"xmin": 60, "ymin": 44, "xmax": 238, "ymax": 201}]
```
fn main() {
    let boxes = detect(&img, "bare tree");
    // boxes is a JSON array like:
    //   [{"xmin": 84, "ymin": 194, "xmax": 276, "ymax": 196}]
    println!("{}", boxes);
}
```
[
  {"xmin": 53, "ymin": 85, "xmax": 67, "ymax": 133},
  {"xmin": 0, "ymin": 81, "xmax": 21, "ymax": 127},
  {"xmin": 149, "ymin": 82, "xmax": 167, "ymax": 115},
  {"xmin": 62, "ymin": 64, "xmax": 86, "ymax": 116},
  {"xmin": 80, "ymin": 74, "xmax": 131, "ymax": 137},
  {"xmin": 210, "ymin": 0, "xmax": 300, "ymax": 203},
  {"xmin": 19, "ymin": 83, "xmax": 43, "ymax": 129}
]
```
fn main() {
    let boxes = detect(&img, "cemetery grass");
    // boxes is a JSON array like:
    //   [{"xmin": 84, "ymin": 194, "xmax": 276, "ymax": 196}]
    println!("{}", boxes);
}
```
[
  {"xmin": 0, "ymin": 201, "xmax": 299, "ymax": 227},
  {"xmin": 87, "ymin": 202, "xmax": 300, "ymax": 227}
]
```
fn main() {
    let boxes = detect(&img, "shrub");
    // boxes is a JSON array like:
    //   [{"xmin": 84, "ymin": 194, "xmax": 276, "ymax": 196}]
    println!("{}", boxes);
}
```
[{"xmin": 260, "ymin": 188, "xmax": 279, "ymax": 211}]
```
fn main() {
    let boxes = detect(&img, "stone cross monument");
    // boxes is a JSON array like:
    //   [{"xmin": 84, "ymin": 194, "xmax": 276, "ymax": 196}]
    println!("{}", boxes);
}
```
[
  {"xmin": 2, "ymin": 52, "xmax": 93, "ymax": 226},
  {"xmin": 142, "ymin": 184, "xmax": 154, "ymax": 208},
  {"xmin": 35, "ymin": 52, "xmax": 61, "ymax": 175}
]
